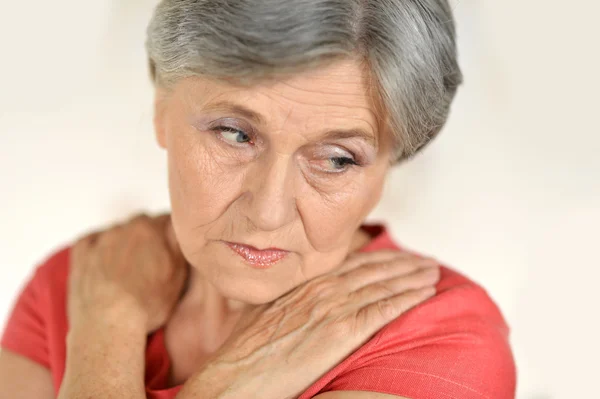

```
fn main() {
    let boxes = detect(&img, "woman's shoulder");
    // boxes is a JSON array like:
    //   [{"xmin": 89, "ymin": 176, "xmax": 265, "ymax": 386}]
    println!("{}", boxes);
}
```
[
  {"xmin": 1, "ymin": 245, "xmax": 72, "ymax": 389},
  {"xmin": 361, "ymin": 223, "xmax": 506, "ymax": 309},
  {"xmin": 342, "ymin": 264, "xmax": 515, "ymax": 397},
  {"xmin": 24, "ymin": 245, "xmax": 72, "ymax": 297},
  {"xmin": 361, "ymin": 223, "xmax": 510, "ymax": 342},
  {"xmin": 8, "ymin": 245, "xmax": 71, "ymax": 325},
  {"xmin": 322, "ymin": 222, "xmax": 517, "ymax": 398}
]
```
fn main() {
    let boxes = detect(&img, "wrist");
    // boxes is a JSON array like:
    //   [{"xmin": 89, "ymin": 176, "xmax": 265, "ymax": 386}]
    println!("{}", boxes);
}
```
[
  {"xmin": 67, "ymin": 315, "xmax": 147, "ymax": 356},
  {"xmin": 178, "ymin": 360, "xmax": 264, "ymax": 399},
  {"xmin": 69, "ymin": 299, "xmax": 148, "ymax": 336},
  {"xmin": 66, "ymin": 305, "xmax": 148, "ymax": 363},
  {"xmin": 61, "ymin": 304, "xmax": 148, "ymax": 399}
]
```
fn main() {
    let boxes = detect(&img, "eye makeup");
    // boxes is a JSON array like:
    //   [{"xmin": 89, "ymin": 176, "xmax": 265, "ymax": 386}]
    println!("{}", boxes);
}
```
[{"xmin": 189, "ymin": 113, "xmax": 377, "ymax": 167}]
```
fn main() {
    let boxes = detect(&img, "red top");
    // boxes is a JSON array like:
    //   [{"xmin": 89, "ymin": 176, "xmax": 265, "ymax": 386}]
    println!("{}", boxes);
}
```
[{"xmin": 1, "ymin": 224, "xmax": 516, "ymax": 398}]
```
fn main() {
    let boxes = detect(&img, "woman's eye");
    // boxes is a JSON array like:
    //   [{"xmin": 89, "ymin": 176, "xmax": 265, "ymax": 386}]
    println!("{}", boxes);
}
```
[
  {"xmin": 329, "ymin": 157, "xmax": 358, "ymax": 171},
  {"xmin": 215, "ymin": 126, "xmax": 252, "ymax": 145}
]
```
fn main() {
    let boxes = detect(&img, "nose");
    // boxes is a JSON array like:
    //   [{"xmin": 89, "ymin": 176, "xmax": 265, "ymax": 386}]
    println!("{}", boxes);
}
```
[{"xmin": 241, "ymin": 153, "xmax": 298, "ymax": 232}]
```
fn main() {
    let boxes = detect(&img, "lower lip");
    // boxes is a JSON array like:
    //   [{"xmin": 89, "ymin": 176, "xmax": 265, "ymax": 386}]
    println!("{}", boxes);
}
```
[{"xmin": 225, "ymin": 242, "xmax": 289, "ymax": 269}]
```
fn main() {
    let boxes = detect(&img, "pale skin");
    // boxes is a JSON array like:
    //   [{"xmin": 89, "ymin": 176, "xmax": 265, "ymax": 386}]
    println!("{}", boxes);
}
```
[{"xmin": 0, "ymin": 58, "xmax": 441, "ymax": 398}]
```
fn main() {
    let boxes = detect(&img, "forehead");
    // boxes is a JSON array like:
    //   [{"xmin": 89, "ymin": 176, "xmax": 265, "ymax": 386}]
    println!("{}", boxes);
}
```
[{"xmin": 174, "ymin": 58, "xmax": 382, "ymax": 133}]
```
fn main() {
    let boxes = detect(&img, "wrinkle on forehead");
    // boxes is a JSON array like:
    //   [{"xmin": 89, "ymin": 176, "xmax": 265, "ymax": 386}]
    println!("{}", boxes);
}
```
[{"xmin": 172, "ymin": 57, "xmax": 388, "ymax": 150}]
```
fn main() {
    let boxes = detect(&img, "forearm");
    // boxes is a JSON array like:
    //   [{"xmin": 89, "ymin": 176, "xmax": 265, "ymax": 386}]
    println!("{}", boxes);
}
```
[
  {"xmin": 57, "ymin": 314, "xmax": 147, "ymax": 399},
  {"xmin": 176, "ymin": 360, "xmax": 286, "ymax": 399}
]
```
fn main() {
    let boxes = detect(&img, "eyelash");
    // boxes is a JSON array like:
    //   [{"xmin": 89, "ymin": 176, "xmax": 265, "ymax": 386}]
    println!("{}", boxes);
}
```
[
  {"xmin": 214, "ymin": 126, "xmax": 255, "ymax": 146},
  {"xmin": 212, "ymin": 126, "xmax": 361, "ymax": 172}
]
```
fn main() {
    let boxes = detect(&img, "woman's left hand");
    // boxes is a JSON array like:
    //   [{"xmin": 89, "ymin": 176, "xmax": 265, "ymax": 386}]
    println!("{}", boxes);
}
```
[
  {"xmin": 67, "ymin": 213, "xmax": 188, "ymax": 333},
  {"xmin": 177, "ymin": 250, "xmax": 439, "ymax": 399}
]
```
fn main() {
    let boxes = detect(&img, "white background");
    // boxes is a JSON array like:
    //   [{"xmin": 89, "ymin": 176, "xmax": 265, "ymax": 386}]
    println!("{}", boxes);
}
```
[{"xmin": 1, "ymin": 1, "xmax": 598, "ymax": 397}]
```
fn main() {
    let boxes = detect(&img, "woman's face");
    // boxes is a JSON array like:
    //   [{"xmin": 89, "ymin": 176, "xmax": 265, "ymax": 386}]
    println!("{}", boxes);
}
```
[{"xmin": 154, "ymin": 58, "xmax": 394, "ymax": 304}]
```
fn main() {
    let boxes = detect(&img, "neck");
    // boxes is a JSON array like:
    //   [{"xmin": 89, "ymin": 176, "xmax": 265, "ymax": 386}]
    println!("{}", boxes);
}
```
[
  {"xmin": 164, "ymin": 226, "xmax": 374, "ymax": 385},
  {"xmin": 176, "ymin": 225, "xmax": 372, "ymax": 327}
]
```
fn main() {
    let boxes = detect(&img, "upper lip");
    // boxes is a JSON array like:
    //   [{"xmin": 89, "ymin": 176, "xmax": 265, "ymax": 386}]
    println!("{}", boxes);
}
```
[{"xmin": 225, "ymin": 241, "xmax": 288, "ymax": 252}]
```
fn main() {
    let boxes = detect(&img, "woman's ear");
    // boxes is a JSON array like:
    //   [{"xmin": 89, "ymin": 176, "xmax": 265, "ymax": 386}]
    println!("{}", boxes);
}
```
[{"xmin": 153, "ymin": 88, "xmax": 168, "ymax": 149}]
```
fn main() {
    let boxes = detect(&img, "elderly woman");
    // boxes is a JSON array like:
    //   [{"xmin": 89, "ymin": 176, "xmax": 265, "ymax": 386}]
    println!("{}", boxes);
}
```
[{"xmin": 0, "ymin": 0, "xmax": 516, "ymax": 398}]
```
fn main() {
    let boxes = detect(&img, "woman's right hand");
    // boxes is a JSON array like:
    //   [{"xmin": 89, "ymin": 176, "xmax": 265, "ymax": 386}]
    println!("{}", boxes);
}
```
[
  {"xmin": 180, "ymin": 250, "xmax": 440, "ymax": 399},
  {"xmin": 68, "ymin": 213, "xmax": 188, "ymax": 334}
]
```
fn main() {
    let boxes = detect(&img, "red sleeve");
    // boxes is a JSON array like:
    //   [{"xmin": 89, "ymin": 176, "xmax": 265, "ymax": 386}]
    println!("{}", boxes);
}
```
[
  {"xmin": 1, "ymin": 267, "xmax": 50, "ymax": 368},
  {"xmin": 1, "ymin": 248, "xmax": 70, "ymax": 370},
  {"xmin": 322, "ymin": 267, "xmax": 517, "ymax": 399}
]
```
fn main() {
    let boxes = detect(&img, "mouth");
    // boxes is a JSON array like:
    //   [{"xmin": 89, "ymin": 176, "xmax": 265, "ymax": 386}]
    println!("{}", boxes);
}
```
[{"xmin": 224, "ymin": 241, "xmax": 289, "ymax": 269}]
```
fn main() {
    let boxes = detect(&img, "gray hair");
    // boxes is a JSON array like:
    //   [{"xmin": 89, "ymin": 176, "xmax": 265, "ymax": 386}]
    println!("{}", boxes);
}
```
[{"xmin": 145, "ymin": 0, "xmax": 462, "ymax": 162}]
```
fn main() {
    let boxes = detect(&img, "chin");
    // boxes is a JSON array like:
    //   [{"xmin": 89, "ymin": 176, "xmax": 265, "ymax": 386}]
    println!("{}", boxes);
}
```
[
  {"xmin": 191, "ymin": 240, "xmax": 304, "ymax": 304},
  {"xmin": 214, "ymin": 276, "xmax": 292, "ymax": 305}
]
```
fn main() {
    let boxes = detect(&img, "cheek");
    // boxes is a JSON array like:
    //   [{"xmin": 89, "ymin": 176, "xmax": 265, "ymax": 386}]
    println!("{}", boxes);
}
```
[
  {"xmin": 166, "ymin": 128, "xmax": 245, "ymax": 248},
  {"xmin": 299, "ymin": 170, "xmax": 385, "ymax": 252},
  {"xmin": 294, "ymin": 173, "xmax": 385, "ymax": 281},
  {"xmin": 299, "ymin": 189, "xmax": 360, "ymax": 252}
]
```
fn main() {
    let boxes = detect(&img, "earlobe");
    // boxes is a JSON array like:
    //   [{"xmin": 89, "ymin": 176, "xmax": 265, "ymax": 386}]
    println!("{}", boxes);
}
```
[{"xmin": 153, "ymin": 89, "xmax": 168, "ymax": 149}]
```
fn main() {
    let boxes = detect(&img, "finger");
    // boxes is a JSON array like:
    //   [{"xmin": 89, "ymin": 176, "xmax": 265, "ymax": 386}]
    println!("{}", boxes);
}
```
[
  {"xmin": 334, "ymin": 249, "xmax": 410, "ymax": 275},
  {"xmin": 357, "ymin": 286, "xmax": 436, "ymax": 335},
  {"xmin": 348, "ymin": 266, "xmax": 440, "ymax": 308},
  {"xmin": 86, "ymin": 232, "xmax": 102, "ymax": 246},
  {"xmin": 103, "ymin": 220, "xmax": 125, "ymax": 234},
  {"xmin": 70, "ymin": 230, "xmax": 102, "ymax": 277},
  {"xmin": 150, "ymin": 213, "xmax": 171, "ymax": 237},
  {"xmin": 145, "ymin": 212, "xmax": 172, "ymax": 238},
  {"xmin": 75, "ymin": 230, "xmax": 102, "ymax": 248},
  {"xmin": 128, "ymin": 212, "xmax": 150, "ymax": 223},
  {"xmin": 342, "ymin": 256, "xmax": 439, "ymax": 292},
  {"xmin": 153, "ymin": 212, "xmax": 171, "ymax": 227}
]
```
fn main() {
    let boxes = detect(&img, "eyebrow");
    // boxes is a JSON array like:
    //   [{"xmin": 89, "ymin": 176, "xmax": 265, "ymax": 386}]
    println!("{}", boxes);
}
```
[
  {"xmin": 203, "ymin": 100, "xmax": 266, "ymax": 125},
  {"xmin": 201, "ymin": 100, "xmax": 378, "ymax": 148}
]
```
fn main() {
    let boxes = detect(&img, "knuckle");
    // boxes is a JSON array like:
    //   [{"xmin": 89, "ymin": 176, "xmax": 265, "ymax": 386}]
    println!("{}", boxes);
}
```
[
  {"xmin": 100, "ymin": 228, "xmax": 121, "ymax": 243},
  {"xmin": 388, "ymin": 255, "xmax": 424, "ymax": 271},
  {"xmin": 309, "ymin": 300, "xmax": 335, "ymax": 321},
  {"xmin": 130, "ymin": 220, "xmax": 155, "ymax": 238},
  {"xmin": 415, "ymin": 266, "xmax": 440, "ymax": 285},
  {"xmin": 127, "ymin": 214, "xmax": 153, "ymax": 231},
  {"xmin": 101, "ymin": 225, "xmax": 122, "ymax": 241},
  {"xmin": 373, "ymin": 281, "xmax": 396, "ymax": 297},
  {"xmin": 152, "ymin": 213, "xmax": 171, "ymax": 225},
  {"xmin": 376, "ymin": 298, "xmax": 397, "ymax": 320},
  {"xmin": 74, "ymin": 233, "xmax": 92, "ymax": 248},
  {"xmin": 350, "ymin": 281, "xmax": 395, "ymax": 304},
  {"xmin": 419, "ymin": 256, "xmax": 439, "ymax": 266},
  {"xmin": 338, "ymin": 254, "xmax": 361, "ymax": 271},
  {"xmin": 132, "ymin": 217, "xmax": 152, "ymax": 230},
  {"xmin": 129, "ymin": 212, "xmax": 150, "ymax": 222},
  {"xmin": 389, "ymin": 250, "xmax": 407, "ymax": 258},
  {"xmin": 404, "ymin": 254, "xmax": 421, "ymax": 264},
  {"xmin": 253, "ymin": 321, "xmax": 280, "ymax": 342},
  {"xmin": 328, "ymin": 319, "xmax": 351, "ymax": 338},
  {"xmin": 307, "ymin": 278, "xmax": 338, "ymax": 299},
  {"xmin": 376, "ymin": 260, "xmax": 394, "ymax": 272},
  {"xmin": 375, "ymin": 249, "xmax": 401, "ymax": 257},
  {"xmin": 304, "ymin": 287, "xmax": 347, "ymax": 321},
  {"xmin": 356, "ymin": 262, "xmax": 391, "ymax": 282}
]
